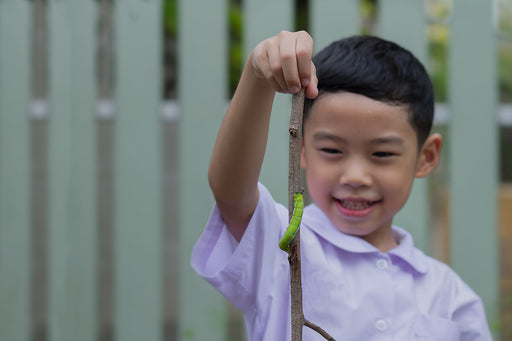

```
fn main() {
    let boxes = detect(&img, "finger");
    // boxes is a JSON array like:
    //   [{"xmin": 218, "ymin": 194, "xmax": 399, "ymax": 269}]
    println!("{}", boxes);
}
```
[
  {"xmin": 279, "ymin": 33, "xmax": 301, "ymax": 93},
  {"xmin": 254, "ymin": 39, "xmax": 286, "ymax": 92},
  {"xmin": 266, "ymin": 39, "xmax": 288, "ymax": 92},
  {"xmin": 305, "ymin": 62, "xmax": 319, "ymax": 99},
  {"xmin": 295, "ymin": 31, "xmax": 314, "ymax": 88}
]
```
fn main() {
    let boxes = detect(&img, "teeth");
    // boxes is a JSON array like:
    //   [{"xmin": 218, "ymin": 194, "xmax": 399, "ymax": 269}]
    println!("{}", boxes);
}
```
[{"xmin": 340, "ymin": 200, "xmax": 372, "ymax": 210}]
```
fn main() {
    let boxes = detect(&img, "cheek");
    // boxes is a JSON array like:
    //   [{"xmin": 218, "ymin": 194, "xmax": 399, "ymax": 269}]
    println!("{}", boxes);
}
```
[
  {"xmin": 378, "ymin": 166, "xmax": 416, "ymax": 201},
  {"xmin": 305, "ymin": 164, "xmax": 337, "ymax": 202},
  {"xmin": 302, "ymin": 150, "xmax": 328, "ymax": 185}
]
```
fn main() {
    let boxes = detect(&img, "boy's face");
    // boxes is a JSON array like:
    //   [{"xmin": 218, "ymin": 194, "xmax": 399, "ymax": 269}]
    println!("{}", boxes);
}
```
[{"xmin": 301, "ymin": 91, "xmax": 441, "ymax": 252}]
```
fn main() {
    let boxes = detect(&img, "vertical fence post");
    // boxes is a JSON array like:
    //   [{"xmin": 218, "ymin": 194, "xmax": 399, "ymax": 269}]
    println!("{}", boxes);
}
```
[
  {"xmin": 244, "ymin": 0, "xmax": 294, "ymax": 205},
  {"xmin": 449, "ymin": 0, "xmax": 499, "ymax": 334},
  {"xmin": 310, "ymin": 0, "xmax": 360, "ymax": 52},
  {"xmin": 177, "ymin": 0, "xmax": 228, "ymax": 339},
  {"xmin": 113, "ymin": 0, "xmax": 163, "ymax": 340},
  {"xmin": 0, "ymin": 0, "xmax": 31, "ymax": 339},
  {"xmin": 379, "ymin": 0, "xmax": 430, "ymax": 253},
  {"xmin": 47, "ymin": 0, "xmax": 97, "ymax": 340}
]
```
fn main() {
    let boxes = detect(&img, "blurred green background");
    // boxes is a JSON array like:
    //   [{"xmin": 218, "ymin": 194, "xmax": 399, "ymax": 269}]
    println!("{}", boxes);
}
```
[{"xmin": 0, "ymin": 0, "xmax": 510, "ymax": 340}]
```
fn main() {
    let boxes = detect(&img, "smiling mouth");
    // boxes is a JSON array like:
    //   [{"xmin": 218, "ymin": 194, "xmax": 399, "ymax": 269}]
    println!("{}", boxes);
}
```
[{"xmin": 338, "ymin": 198, "xmax": 380, "ymax": 211}]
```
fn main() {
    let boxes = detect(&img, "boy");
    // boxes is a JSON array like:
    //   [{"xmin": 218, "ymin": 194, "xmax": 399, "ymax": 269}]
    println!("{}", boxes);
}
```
[{"xmin": 192, "ymin": 31, "xmax": 491, "ymax": 340}]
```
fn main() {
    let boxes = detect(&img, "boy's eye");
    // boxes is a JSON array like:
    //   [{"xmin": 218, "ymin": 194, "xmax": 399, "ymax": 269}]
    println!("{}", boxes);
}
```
[
  {"xmin": 373, "ymin": 151, "xmax": 396, "ymax": 158},
  {"xmin": 321, "ymin": 148, "xmax": 342, "ymax": 154}
]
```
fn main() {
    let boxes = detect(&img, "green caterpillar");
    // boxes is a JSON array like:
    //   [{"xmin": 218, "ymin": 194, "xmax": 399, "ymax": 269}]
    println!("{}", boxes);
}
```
[{"xmin": 279, "ymin": 192, "xmax": 303, "ymax": 253}]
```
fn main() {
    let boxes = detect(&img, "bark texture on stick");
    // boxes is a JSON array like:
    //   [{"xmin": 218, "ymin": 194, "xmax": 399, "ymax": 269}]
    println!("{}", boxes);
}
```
[
  {"xmin": 288, "ymin": 89, "xmax": 306, "ymax": 341},
  {"xmin": 288, "ymin": 89, "xmax": 336, "ymax": 341}
]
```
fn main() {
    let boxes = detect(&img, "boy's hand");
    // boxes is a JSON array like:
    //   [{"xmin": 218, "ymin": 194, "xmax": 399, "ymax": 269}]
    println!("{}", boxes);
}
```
[
  {"xmin": 250, "ymin": 31, "xmax": 318, "ymax": 99},
  {"xmin": 209, "ymin": 31, "xmax": 317, "ymax": 241}
]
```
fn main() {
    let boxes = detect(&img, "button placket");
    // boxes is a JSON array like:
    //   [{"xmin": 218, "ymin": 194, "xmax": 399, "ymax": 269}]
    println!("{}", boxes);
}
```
[
  {"xmin": 376, "ymin": 258, "xmax": 389, "ymax": 269},
  {"xmin": 372, "ymin": 257, "xmax": 392, "ymax": 335},
  {"xmin": 375, "ymin": 319, "xmax": 388, "ymax": 331}
]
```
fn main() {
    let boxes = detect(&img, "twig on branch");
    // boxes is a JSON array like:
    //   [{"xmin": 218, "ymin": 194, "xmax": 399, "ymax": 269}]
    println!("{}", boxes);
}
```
[
  {"xmin": 288, "ymin": 89, "xmax": 336, "ymax": 341},
  {"xmin": 304, "ymin": 319, "xmax": 337, "ymax": 341}
]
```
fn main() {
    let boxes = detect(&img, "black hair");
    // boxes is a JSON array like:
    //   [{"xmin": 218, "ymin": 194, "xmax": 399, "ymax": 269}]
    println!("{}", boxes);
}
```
[{"xmin": 304, "ymin": 35, "xmax": 434, "ymax": 147}]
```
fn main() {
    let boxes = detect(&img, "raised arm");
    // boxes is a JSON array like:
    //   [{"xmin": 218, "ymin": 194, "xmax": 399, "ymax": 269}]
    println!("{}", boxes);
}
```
[{"xmin": 208, "ymin": 31, "xmax": 318, "ymax": 241}]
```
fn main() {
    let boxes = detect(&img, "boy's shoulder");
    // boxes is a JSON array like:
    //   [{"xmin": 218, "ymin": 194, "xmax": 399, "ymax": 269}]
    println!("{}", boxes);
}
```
[
  {"xmin": 387, "ymin": 228, "xmax": 480, "ymax": 302},
  {"xmin": 416, "ymin": 249, "xmax": 472, "ymax": 291}
]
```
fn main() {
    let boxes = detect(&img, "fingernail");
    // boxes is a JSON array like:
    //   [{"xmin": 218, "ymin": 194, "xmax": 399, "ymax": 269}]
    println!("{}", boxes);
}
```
[
  {"xmin": 301, "ymin": 78, "xmax": 309, "ymax": 87},
  {"xmin": 290, "ymin": 86, "xmax": 300, "ymax": 93}
]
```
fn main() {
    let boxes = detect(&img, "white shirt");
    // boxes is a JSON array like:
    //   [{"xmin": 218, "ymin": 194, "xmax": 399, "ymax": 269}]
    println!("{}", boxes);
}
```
[{"xmin": 192, "ymin": 183, "xmax": 492, "ymax": 340}]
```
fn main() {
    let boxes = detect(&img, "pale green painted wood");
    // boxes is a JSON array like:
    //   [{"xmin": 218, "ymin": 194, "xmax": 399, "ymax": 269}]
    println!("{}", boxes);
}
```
[
  {"xmin": 177, "ymin": 0, "xmax": 228, "ymax": 339},
  {"xmin": 244, "ymin": 0, "xmax": 294, "ymax": 53},
  {"xmin": 449, "ymin": 0, "xmax": 499, "ymax": 332},
  {"xmin": 310, "ymin": 0, "xmax": 359, "ymax": 52},
  {"xmin": 244, "ymin": 0, "xmax": 294, "ymax": 205},
  {"xmin": 379, "ymin": 0, "xmax": 428, "ymax": 61},
  {"xmin": 47, "ymin": 1, "xmax": 97, "ymax": 340},
  {"xmin": 114, "ymin": 1, "xmax": 162, "ymax": 340},
  {"xmin": 0, "ymin": 1, "xmax": 31, "ymax": 340},
  {"xmin": 379, "ymin": 0, "xmax": 430, "ymax": 253}
]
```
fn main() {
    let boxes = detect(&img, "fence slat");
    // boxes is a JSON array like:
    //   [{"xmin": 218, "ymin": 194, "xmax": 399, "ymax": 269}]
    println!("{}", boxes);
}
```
[
  {"xmin": 379, "ymin": 0, "xmax": 430, "ymax": 253},
  {"xmin": 47, "ymin": 1, "xmax": 97, "ymax": 340},
  {"xmin": 244, "ymin": 0, "xmax": 294, "ymax": 205},
  {"xmin": 114, "ymin": 1, "xmax": 162, "ymax": 340},
  {"xmin": 449, "ymin": 0, "xmax": 499, "ymax": 333},
  {"xmin": 0, "ymin": 1, "xmax": 31, "ymax": 340},
  {"xmin": 177, "ymin": 0, "xmax": 228, "ymax": 339},
  {"xmin": 310, "ymin": 0, "xmax": 359, "ymax": 52}
]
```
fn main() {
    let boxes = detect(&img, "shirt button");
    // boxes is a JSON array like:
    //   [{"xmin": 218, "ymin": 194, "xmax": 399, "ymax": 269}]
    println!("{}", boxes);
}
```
[
  {"xmin": 376, "ymin": 259, "xmax": 388, "ymax": 269},
  {"xmin": 375, "ymin": 319, "xmax": 388, "ymax": 331}
]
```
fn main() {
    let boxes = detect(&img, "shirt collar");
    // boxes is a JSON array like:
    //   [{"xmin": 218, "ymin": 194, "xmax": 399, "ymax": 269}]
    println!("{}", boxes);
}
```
[
  {"xmin": 303, "ymin": 204, "xmax": 429, "ymax": 275},
  {"xmin": 388, "ymin": 226, "xmax": 429, "ymax": 274}
]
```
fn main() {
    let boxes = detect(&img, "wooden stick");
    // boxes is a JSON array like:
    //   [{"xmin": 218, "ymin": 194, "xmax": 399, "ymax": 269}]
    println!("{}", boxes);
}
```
[
  {"xmin": 288, "ymin": 89, "xmax": 336, "ymax": 341},
  {"xmin": 288, "ymin": 89, "xmax": 306, "ymax": 340}
]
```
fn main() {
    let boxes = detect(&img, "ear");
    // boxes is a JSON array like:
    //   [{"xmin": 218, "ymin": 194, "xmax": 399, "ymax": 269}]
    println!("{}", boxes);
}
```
[
  {"xmin": 300, "ymin": 140, "xmax": 307, "ymax": 169},
  {"xmin": 415, "ymin": 133, "xmax": 443, "ymax": 178}
]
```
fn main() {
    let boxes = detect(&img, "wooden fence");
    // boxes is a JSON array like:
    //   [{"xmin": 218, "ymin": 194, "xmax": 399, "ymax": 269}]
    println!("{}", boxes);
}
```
[{"xmin": 0, "ymin": 0, "xmax": 508, "ymax": 340}]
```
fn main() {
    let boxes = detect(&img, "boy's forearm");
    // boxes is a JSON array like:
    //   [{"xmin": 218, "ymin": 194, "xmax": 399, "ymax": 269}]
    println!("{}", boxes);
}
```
[
  {"xmin": 208, "ymin": 31, "xmax": 316, "ymax": 239},
  {"xmin": 208, "ymin": 56, "xmax": 275, "ymax": 212}
]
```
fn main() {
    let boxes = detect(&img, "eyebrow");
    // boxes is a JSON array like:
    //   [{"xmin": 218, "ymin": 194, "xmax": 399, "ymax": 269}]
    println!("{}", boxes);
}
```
[
  {"xmin": 312, "ymin": 131, "xmax": 345, "ymax": 142},
  {"xmin": 369, "ymin": 136, "xmax": 405, "ymax": 145},
  {"xmin": 312, "ymin": 131, "xmax": 405, "ymax": 146}
]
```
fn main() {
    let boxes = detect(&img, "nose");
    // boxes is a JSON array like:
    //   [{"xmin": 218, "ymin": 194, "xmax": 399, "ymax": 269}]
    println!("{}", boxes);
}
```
[{"xmin": 339, "ymin": 158, "xmax": 372, "ymax": 188}]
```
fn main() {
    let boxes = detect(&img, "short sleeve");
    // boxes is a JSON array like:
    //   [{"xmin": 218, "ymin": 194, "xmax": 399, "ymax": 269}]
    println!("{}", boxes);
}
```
[
  {"xmin": 450, "ymin": 277, "xmax": 493, "ymax": 341},
  {"xmin": 190, "ymin": 183, "xmax": 289, "ymax": 312}
]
